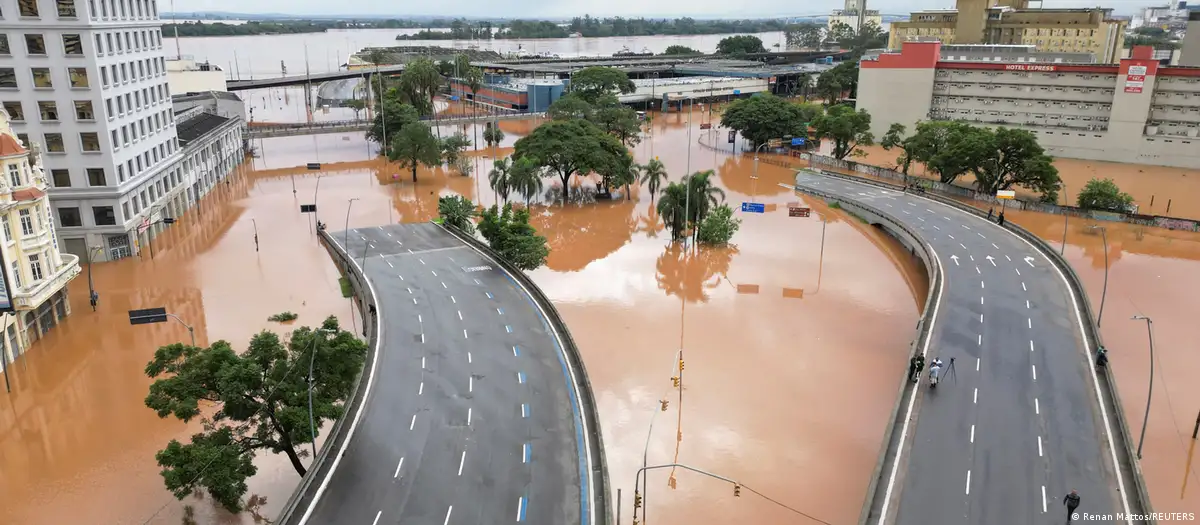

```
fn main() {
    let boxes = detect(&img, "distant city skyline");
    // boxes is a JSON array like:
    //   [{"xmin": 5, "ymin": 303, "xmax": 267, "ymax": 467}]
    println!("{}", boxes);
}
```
[{"xmin": 170, "ymin": 0, "xmax": 1155, "ymax": 19}]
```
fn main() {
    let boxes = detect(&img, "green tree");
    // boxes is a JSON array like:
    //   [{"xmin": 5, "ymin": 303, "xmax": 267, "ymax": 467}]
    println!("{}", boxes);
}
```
[
  {"xmin": 566, "ymin": 66, "xmax": 636, "ymax": 105},
  {"xmin": 389, "ymin": 123, "xmax": 442, "ymax": 182},
  {"xmin": 901, "ymin": 121, "xmax": 977, "ymax": 183},
  {"xmin": 440, "ymin": 132, "xmax": 472, "ymax": 170},
  {"xmin": 477, "ymin": 203, "xmax": 550, "ymax": 271},
  {"xmin": 592, "ymin": 97, "xmax": 643, "ymax": 147},
  {"xmin": 1077, "ymin": 178, "xmax": 1135, "ymax": 212},
  {"xmin": 640, "ymin": 158, "xmax": 668, "ymax": 203},
  {"xmin": 145, "ymin": 318, "xmax": 367, "ymax": 512},
  {"xmin": 784, "ymin": 23, "xmax": 824, "ymax": 49},
  {"xmin": 438, "ymin": 195, "xmax": 477, "ymax": 233},
  {"xmin": 512, "ymin": 119, "xmax": 632, "ymax": 202},
  {"xmin": 879, "ymin": 123, "xmax": 913, "ymax": 174},
  {"xmin": 547, "ymin": 94, "xmax": 595, "ymax": 121},
  {"xmin": 685, "ymin": 170, "xmax": 727, "ymax": 239},
  {"xmin": 815, "ymin": 61, "xmax": 859, "ymax": 104},
  {"xmin": 811, "ymin": 104, "xmax": 874, "ymax": 159},
  {"xmin": 366, "ymin": 99, "xmax": 419, "ymax": 150},
  {"xmin": 967, "ymin": 127, "xmax": 1061, "ymax": 199},
  {"xmin": 483, "ymin": 123, "xmax": 505, "ymax": 149},
  {"xmin": 400, "ymin": 57, "xmax": 443, "ymax": 129},
  {"xmin": 344, "ymin": 98, "xmax": 367, "ymax": 120},
  {"xmin": 488, "ymin": 157, "xmax": 512, "ymax": 204},
  {"xmin": 716, "ymin": 35, "xmax": 766, "ymax": 55},
  {"xmin": 509, "ymin": 156, "xmax": 545, "ymax": 206},
  {"xmin": 661, "ymin": 45, "xmax": 702, "ymax": 55},
  {"xmin": 720, "ymin": 94, "xmax": 815, "ymax": 148},
  {"xmin": 656, "ymin": 181, "xmax": 690, "ymax": 241},
  {"xmin": 696, "ymin": 204, "xmax": 741, "ymax": 246},
  {"xmin": 465, "ymin": 66, "xmax": 484, "ymax": 149}
]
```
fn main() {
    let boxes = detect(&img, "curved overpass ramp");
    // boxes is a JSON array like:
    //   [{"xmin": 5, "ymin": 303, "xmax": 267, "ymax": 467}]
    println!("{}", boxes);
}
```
[
  {"xmin": 285, "ymin": 223, "xmax": 599, "ymax": 525},
  {"xmin": 792, "ymin": 170, "xmax": 1149, "ymax": 525}
]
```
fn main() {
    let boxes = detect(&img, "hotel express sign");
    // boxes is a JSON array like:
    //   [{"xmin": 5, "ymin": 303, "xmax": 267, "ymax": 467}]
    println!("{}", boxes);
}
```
[{"xmin": 1003, "ymin": 64, "xmax": 1057, "ymax": 72}]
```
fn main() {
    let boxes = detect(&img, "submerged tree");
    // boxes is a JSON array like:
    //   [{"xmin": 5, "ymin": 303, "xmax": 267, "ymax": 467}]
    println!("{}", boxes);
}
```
[
  {"xmin": 478, "ymin": 203, "xmax": 550, "ymax": 271},
  {"xmin": 640, "ymin": 158, "xmax": 668, "ymax": 203},
  {"xmin": 389, "ymin": 122, "xmax": 442, "ymax": 182},
  {"xmin": 145, "ymin": 317, "xmax": 367, "ymax": 512},
  {"xmin": 438, "ymin": 195, "xmax": 477, "ymax": 233}
]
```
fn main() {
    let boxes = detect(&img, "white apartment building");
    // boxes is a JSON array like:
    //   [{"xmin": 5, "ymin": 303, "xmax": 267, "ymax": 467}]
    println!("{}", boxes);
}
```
[
  {"xmin": 1, "ymin": 0, "xmax": 185, "ymax": 261},
  {"xmin": 0, "ymin": 108, "xmax": 80, "ymax": 365}
]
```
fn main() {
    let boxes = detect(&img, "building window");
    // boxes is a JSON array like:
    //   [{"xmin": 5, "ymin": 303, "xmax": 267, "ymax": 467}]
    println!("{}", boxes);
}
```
[
  {"xmin": 44, "ymin": 133, "xmax": 65, "ymax": 153},
  {"xmin": 58, "ymin": 207, "xmax": 82, "ymax": 227},
  {"xmin": 0, "ymin": 35, "xmax": 10, "ymax": 56},
  {"xmin": 1, "ymin": 215, "xmax": 10, "ymax": 243},
  {"xmin": 8, "ymin": 165, "xmax": 21, "ymax": 187},
  {"xmin": 80, "ymin": 132, "xmax": 100, "ymax": 152},
  {"xmin": 18, "ymin": 0, "xmax": 39, "ymax": 17},
  {"xmin": 25, "ymin": 34, "xmax": 47, "ymax": 55},
  {"xmin": 9, "ymin": 261, "xmax": 19, "ymax": 290},
  {"xmin": 0, "ymin": 69, "xmax": 15, "ymax": 89},
  {"xmin": 86, "ymin": 168, "xmax": 106, "ymax": 185},
  {"xmin": 38, "ymin": 101, "xmax": 58, "ymax": 121},
  {"xmin": 51, "ymin": 169, "xmax": 70, "ymax": 187},
  {"xmin": 28, "ymin": 254, "xmax": 42, "ymax": 281},
  {"xmin": 68, "ymin": 67, "xmax": 88, "ymax": 88},
  {"xmin": 18, "ymin": 209, "xmax": 33, "ymax": 236},
  {"xmin": 3, "ymin": 102, "xmax": 23, "ymax": 121},
  {"xmin": 62, "ymin": 34, "xmax": 83, "ymax": 55},
  {"xmin": 57, "ymin": 0, "xmax": 78, "ymax": 17},
  {"xmin": 75, "ymin": 100, "xmax": 94, "ymax": 120},
  {"xmin": 31, "ymin": 68, "xmax": 52, "ymax": 88},
  {"xmin": 93, "ymin": 206, "xmax": 116, "ymax": 226}
]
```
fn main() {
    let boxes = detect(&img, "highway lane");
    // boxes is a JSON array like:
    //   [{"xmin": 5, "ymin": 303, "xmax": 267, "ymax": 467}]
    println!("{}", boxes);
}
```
[
  {"xmin": 793, "ymin": 171, "xmax": 1129, "ymax": 525},
  {"xmin": 304, "ymin": 223, "xmax": 584, "ymax": 524}
]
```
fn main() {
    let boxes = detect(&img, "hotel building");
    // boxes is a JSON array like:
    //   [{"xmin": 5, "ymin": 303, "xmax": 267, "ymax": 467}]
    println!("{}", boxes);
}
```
[{"xmin": 858, "ymin": 41, "xmax": 1200, "ymax": 169}]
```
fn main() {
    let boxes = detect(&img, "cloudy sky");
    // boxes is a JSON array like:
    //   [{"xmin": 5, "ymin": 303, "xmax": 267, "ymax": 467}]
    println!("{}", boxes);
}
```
[{"xmin": 171, "ymin": 0, "xmax": 1153, "ymax": 18}]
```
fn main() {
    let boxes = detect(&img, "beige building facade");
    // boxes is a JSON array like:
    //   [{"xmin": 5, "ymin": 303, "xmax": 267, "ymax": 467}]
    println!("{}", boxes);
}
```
[
  {"xmin": 0, "ymin": 110, "xmax": 81, "ymax": 365},
  {"xmin": 859, "ymin": 42, "xmax": 1200, "ymax": 169},
  {"xmin": 889, "ymin": 3, "xmax": 1127, "ymax": 63}
]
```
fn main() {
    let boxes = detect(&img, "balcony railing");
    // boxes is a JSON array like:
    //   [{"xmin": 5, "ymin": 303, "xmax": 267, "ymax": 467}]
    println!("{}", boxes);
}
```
[{"xmin": 12, "ymin": 254, "xmax": 81, "ymax": 310}]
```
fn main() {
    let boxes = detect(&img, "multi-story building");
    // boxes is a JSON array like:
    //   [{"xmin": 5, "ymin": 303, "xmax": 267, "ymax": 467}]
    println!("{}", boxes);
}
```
[
  {"xmin": 859, "ymin": 41, "xmax": 1200, "ymax": 169},
  {"xmin": 1, "ymin": 0, "xmax": 185, "ymax": 261},
  {"xmin": 0, "ymin": 108, "xmax": 80, "ymax": 365},
  {"xmin": 889, "ymin": 0, "xmax": 1127, "ymax": 63}
]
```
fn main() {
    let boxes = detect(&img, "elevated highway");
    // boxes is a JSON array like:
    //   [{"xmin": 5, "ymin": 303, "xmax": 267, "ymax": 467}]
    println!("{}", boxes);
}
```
[
  {"xmin": 227, "ymin": 65, "xmax": 405, "ymax": 91},
  {"xmin": 281, "ymin": 223, "xmax": 603, "ymax": 525},
  {"xmin": 245, "ymin": 112, "xmax": 545, "ymax": 139},
  {"xmin": 791, "ymin": 170, "xmax": 1151, "ymax": 525}
]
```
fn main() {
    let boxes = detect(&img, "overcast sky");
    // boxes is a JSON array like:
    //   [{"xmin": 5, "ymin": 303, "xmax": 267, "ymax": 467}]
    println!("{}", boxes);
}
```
[{"xmin": 171, "ymin": 0, "xmax": 1154, "ymax": 18}]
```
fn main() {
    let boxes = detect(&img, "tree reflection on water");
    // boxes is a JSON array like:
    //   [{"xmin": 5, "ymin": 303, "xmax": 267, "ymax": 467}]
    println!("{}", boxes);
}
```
[{"xmin": 655, "ymin": 242, "xmax": 738, "ymax": 303}]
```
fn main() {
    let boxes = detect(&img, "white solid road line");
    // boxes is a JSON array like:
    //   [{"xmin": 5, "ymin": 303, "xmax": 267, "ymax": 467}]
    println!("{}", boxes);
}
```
[
  {"xmin": 409, "ymin": 414, "xmax": 416, "ymax": 430},
  {"xmin": 458, "ymin": 451, "xmax": 466, "ymax": 476},
  {"xmin": 980, "ymin": 296, "xmax": 984, "ymax": 305},
  {"xmin": 413, "ymin": 298, "xmax": 418, "ymax": 305},
  {"xmin": 474, "ymin": 278, "xmax": 481, "ymax": 284},
  {"xmin": 387, "ymin": 260, "xmax": 394, "ymax": 268},
  {"xmin": 981, "ymin": 281, "xmax": 985, "ymax": 289},
  {"xmin": 457, "ymin": 310, "xmax": 463, "ymax": 320},
  {"xmin": 992, "ymin": 243, "xmax": 1000, "ymax": 249},
  {"xmin": 1042, "ymin": 486, "xmax": 1049, "ymax": 513},
  {"xmin": 974, "ymin": 388, "xmax": 978, "ymax": 403},
  {"xmin": 497, "ymin": 308, "xmax": 503, "ymax": 315},
  {"xmin": 418, "ymin": 314, "xmax": 423, "ymax": 323},
  {"xmin": 970, "ymin": 255, "xmax": 975, "ymax": 262},
  {"xmin": 451, "ymin": 296, "xmax": 457, "ymax": 304},
  {"xmin": 421, "ymin": 356, "xmax": 426, "ymax": 368},
  {"xmin": 965, "ymin": 470, "xmax": 972, "ymax": 495},
  {"xmin": 933, "ymin": 225, "xmax": 941, "ymax": 230},
  {"xmin": 443, "ymin": 506, "xmax": 453, "ymax": 525},
  {"xmin": 420, "ymin": 333, "xmax": 425, "ymax": 344},
  {"xmin": 1038, "ymin": 436, "xmax": 1044, "ymax": 457},
  {"xmin": 962, "ymin": 224, "xmax": 970, "ymax": 230},
  {"xmin": 394, "ymin": 457, "xmax": 404, "ymax": 478},
  {"xmin": 1032, "ymin": 365, "xmax": 1038, "ymax": 381},
  {"xmin": 980, "ymin": 313, "xmax": 984, "ymax": 323},
  {"xmin": 467, "ymin": 407, "xmax": 473, "ymax": 426},
  {"xmin": 420, "ymin": 258, "xmax": 426, "ymax": 265},
  {"xmin": 517, "ymin": 497, "xmax": 527, "ymax": 522},
  {"xmin": 970, "ymin": 424, "xmax": 975, "ymax": 443},
  {"xmin": 1030, "ymin": 340, "xmax": 1035, "ymax": 352},
  {"xmin": 442, "ymin": 282, "xmax": 448, "ymax": 289},
  {"xmin": 975, "ymin": 266, "xmax": 981, "ymax": 274},
  {"xmin": 463, "ymin": 329, "xmax": 469, "ymax": 339},
  {"xmin": 977, "ymin": 334, "xmax": 982, "ymax": 345},
  {"xmin": 1022, "ymin": 282, "xmax": 1027, "ymax": 291},
  {"xmin": 469, "ymin": 376, "xmax": 474, "ymax": 392},
  {"xmin": 903, "ymin": 210, "xmax": 911, "ymax": 215},
  {"xmin": 977, "ymin": 232, "xmax": 985, "ymax": 239},
  {"xmin": 1028, "ymin": 318, "xmax": 1032, "ymax": 328},
  {"xmin": 961, "ymin": 243, "xmax": 968, "ymax": 250},
  {"xmin": 407, "ymin": 288, "xmax": 413, "ymax": 294},
  {"xmin": 1027, "ymin": 300, "xmax": 1031, "ymax": 309},
  {"xmin": 1015, "ymin": 268, "xmax": 1022, "ymax": 276},
  {"xmin": 432, "ymin": 270, "xmax": 438, "ymax": 276},
  {"xmin": 399, "ymin": 275, "xmax": 405, "ymax": 281},
  {"xmin": 419, "ymin": 382, "xmax": 424, "ymax": 395},
  {"xmin": 1035, "ymin": 397, "xmax": 1041, "ymax": 414},
  {"xmin": 948, "ymin": 234, "xmax": 955, "ymax": 240},
  {"xmin": 522, "ymin": 403, "xmax": 529, "ymax": 418},
  {"xmin": 373, "ymin": 510, "xmax": 382, "ymax": 525},
  {"xmin": 468, "ymin": 352, "xmax": 472, "ymax": 363}
]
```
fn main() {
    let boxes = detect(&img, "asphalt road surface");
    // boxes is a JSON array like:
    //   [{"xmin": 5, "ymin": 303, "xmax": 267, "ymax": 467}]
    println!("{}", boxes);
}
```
[
  {"xmin": 794, "ymin": 171, "xmax": 1129, "ymax": 525},
  {"xmin": 308, "ymin": 223, "xmax": 586, "ymax": 525}
]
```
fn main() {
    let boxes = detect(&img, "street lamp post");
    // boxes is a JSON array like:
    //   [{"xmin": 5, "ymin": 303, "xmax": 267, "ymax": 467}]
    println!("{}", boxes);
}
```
[
  {"xmin": 1090, "ymin": 225, "xmax": 1109, "ymax": 326},
  {"xmin": 1060, "ymin": 181, "xmax": 1069, "ymax": 255},
  {"xmin": 307, "ymin": 328, "xmax": 335, "ymax": 460},
  {"xmin": 251, "ymin": 218, "xmax": 260, "ymax": 252},
  {"xmin": 128, "ymin": 308, "xmax": 196, "ymax": 347},
  {"xmin": 751, "ymin": 142, "xmax": 770, "ymax": 203},
  {"xmin": 312, "ymin": 174, "xmax": 324, "ymax": 230},
  {"xmin": 344, "ymin": 198, "xmax": 360, "ymax": 248},
  {"xmin": 1131, "ymin": 315, "xmax": 1156, "ymax": 459},
  {"xmin": 86, "ymin": 246, "xmax": 102, "ymax": 311}
]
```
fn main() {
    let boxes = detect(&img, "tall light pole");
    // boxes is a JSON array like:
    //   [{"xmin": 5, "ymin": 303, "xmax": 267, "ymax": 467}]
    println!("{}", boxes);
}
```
[
  {"xmin": 344, "ymin": 198, "xmax": 360, "ymax": 248},
  {"xmin": 307, "ymin": 328, "xmax": 335, "ymax": 459},
  {"xmin": 1060, "ymin": 181, "xmax": 1069, "ymax": 255},
  {"xmin": 1090, "ymin": 225, "xmax": 1108, "ymax": 326},
  {"xmin": 86, "ymin": 245, "xmax": 102, "ymax": 311},
  {"xmin": 751, "ymin": 142, "xmax": 770, "ymax": 203},
  {"xmin": 251, "ymin": 218, "xmax": 259, "ymax": 252},
  {"xmin": 312, "ymin": 174, "xmax": 324, "ymax": 230},
  {"xmin": 1131, "ymin": 315, "xmax": 1156, "ymax": 460}
]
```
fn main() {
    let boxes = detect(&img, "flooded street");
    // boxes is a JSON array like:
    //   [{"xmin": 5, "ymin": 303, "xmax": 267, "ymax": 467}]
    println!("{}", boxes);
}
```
[{"xmin": 3, "ymin": 95, "xmax": 1198, "ymax": 525}]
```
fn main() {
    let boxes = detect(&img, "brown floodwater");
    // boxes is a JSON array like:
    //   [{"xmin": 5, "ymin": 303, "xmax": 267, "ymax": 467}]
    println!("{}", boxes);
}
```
[{"xmin": 9, "ymin": 100, "xmax": 1196, "ymax": 525}]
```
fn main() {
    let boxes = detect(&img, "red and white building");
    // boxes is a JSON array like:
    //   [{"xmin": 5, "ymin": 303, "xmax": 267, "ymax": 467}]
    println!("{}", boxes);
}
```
[{"xmin": 859, "ymin": 41, "xmax": 1200, "ymax": 168}]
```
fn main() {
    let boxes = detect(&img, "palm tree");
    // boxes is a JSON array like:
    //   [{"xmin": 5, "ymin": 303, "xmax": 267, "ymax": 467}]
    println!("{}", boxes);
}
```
[
  {"xmin": 402, "ymin": 58, "xmax": 443, "ymax": 138},
  {"xmin": 640, "ymin": 158, "xmax": 667, "ymax": 203},
  {"xmin": 683, "ymin": 170, "xmax": 726, "ymax": 243},
  {"xmin": 466, "ymin": 67, "xmax": 484, "ymax": 150},
  {"xmin": 365, "ymin": 49, "xmax": 389, "ymax": 149},
  {"xmin": 488, "ymin": 157, "xmax": 511, "ymax": 204},
  {"xmin": 656, "ymin": 182, "xmax": 689, "ymax": 241},
  {"xmin": 509, "ymin": 157, "xmax": 544, "ymax": 206}
]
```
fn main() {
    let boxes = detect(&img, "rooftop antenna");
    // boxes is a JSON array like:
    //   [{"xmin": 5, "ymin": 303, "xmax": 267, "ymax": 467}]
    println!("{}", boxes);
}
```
[{"xmin": 170, "ymin": 0, "xmax": 181, "ymax": 59}]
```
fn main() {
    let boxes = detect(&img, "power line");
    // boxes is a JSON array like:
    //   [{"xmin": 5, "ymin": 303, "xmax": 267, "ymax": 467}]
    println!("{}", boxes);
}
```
[{"xmin": 635, "ymin": 462, "xmax": 834, "ymax": 525}]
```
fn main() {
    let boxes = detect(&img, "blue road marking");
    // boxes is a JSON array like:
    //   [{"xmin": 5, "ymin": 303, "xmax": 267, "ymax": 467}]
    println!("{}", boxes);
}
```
[
  {"xmin": 513, "ymin": 345, "xmax": 520, "ymax": 356},
  {"xmin": 506, "ymin": 325, "xmax": 513, "ymax": 333},
  {"xmin": 486, "ymin": 292, "xmax": 494, "ymax": 299},
  {"xmin": 517, "ymin": 372, "xmax": 526, "ymax": 384},
  {"xmin": 522, "ymin": 403, "xmax": 529, "ymax": 418},
  {"xmin": 518, "ymin": 496, "xmax": 528, "ymax": 522},
  {"xmin": 523, "ymin": 443, "xmax": 531, "ymax": 463},
  {"xmin": 500, "ymin": 272, "xmax": 590, "ymax": 525}
]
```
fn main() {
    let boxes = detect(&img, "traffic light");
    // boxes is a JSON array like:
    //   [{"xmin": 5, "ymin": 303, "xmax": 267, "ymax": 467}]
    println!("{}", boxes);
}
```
[
  {"xmin": 679, "ymin": 359, "xmax": 686, "ymax": 372},
  {"xmin": 668, "ymin": 474, "xmax": 677, "ymax": 489},
  {"xmin": 733, "ymin": 484, "xmax": 742, "ymax": 497},
  {"xmin": 634, "ymin": 491, "xmax": 643, "ymax": 509},
  {"xmin": 671, "ymin": 376, "xmax": 680, "ymax": 387},
  {"xmin": 660, "ymin": 399, "xmax": 669, "ymax": 411}
]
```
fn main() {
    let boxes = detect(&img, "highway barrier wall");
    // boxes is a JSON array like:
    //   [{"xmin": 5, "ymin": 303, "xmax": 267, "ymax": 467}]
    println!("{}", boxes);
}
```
[
  {"xmin": 791, "ymin": 181, "xmax": 943, "ymax": 525},
  {"xmin": 804, "ymin": 169, "xmax": 1156, "ymax": 525},
  {"xmin": 274, "ymin": 229, "xmax": 380, "ymax": 525},
  {"xmin": 436, "ymin": 222, "xmax": 612, "ymax": 525}
]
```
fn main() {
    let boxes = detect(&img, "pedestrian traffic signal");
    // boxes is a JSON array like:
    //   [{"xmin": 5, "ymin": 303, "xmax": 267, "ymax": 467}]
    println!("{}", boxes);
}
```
[
  {"xmin": 634, "ymin": 491, "xmax": 642, "ymax": 509},
  {"xmin": 733, "ymin": 484, "xmax": 742, "ymax": 497},
  {"xmin": 660, "ymin": 399, "xmax": 669, "ymax": 411},
  {"xmin": 671, "ymin": 376, "xmax": 680, "ymax": 387}
]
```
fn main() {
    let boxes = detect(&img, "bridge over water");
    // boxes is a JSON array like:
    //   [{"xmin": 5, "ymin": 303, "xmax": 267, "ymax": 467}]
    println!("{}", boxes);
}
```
[{"xmin": 245, "ymin": 112, "xmax": 546, "ymax": 139}]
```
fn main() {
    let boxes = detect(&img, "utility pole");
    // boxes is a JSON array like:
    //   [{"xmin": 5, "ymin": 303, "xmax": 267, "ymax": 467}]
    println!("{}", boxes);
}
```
[
  {"xmin": 251, "ymin": 218, "xmax": 259, "ymax": 252},
  {"xmin": 1131, "ymin": 315, "xmax": 1157, "ymax": 459}
]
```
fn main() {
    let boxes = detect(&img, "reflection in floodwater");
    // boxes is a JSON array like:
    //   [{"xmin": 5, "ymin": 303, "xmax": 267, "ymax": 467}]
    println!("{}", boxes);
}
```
[{"xmin": 3, "ymin": 102, "xmax": 1197, "ymax": 525}]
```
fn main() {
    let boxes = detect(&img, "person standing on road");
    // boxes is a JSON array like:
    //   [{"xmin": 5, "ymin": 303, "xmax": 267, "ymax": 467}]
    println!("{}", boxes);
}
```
[
  {"xmin": 997, "ymin": 210, "xmax": 1006, "ymax": 226},
  {"xmin": 987, "ymin": 207, "xmax": 994, "ymax": 220},
  {"xmin": 1063, "ymin": 489, "xmax": 1081, "ymax": 523}
]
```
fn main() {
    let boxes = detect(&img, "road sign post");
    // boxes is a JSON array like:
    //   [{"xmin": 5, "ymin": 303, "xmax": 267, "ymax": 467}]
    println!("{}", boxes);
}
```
[
  {"xmin": 740, "ymin": 202, "xmax": 765, "ymax": 214},
  {"xmin": 996, "ymin": 190, "xmax": 1015, "ymax": 212}
]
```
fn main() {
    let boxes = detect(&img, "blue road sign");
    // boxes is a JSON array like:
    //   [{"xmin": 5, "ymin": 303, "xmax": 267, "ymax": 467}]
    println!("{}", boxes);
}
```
[
  {"xmin": 741, "ymin": 202, "xmax": 765, "ymax": 213},
  {"xmin": 733, "ymin": 89, "xmax": 741, "ymax": 95},
  {"xmin": 791, "ymin": 137, "xmax": 806, "ymax": 146}
]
